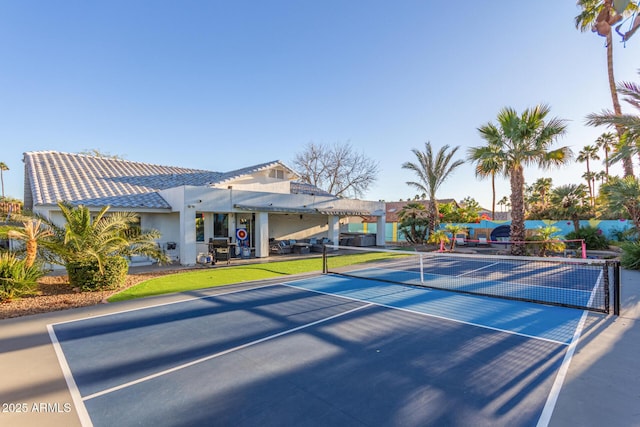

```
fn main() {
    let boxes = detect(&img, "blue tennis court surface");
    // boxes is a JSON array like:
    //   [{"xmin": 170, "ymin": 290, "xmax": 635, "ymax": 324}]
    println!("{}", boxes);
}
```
[{"xmin": 49, "ymin": 276, "xmax": 591, "ymax": 427}]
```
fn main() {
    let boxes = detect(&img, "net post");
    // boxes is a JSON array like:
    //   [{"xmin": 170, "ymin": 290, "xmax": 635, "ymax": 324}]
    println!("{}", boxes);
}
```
[
  {"xmin": 581, "ymin": 240, "xmax": 587, "ymax": 259},
  {"xmin": 613, "ymin": 260, "xmax": 621, "ymax": 316},
  {"xmin": 322, "ymin": 245, "xmax": 328, "ymax": 274},
  {"xmin": 419, "ymin": 253, "xmax": 424, "ymax": 284}
]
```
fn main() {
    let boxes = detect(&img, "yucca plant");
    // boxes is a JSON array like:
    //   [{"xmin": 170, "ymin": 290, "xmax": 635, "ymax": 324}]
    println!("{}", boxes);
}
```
[{"xmin": 0, "ymin": 252, "xmax": 44, "ymax": 302}]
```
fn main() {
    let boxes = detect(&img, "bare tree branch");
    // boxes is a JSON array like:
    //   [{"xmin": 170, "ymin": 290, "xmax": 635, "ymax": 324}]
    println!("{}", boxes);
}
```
[{"xmin": 292, "ymin": 141, "xmax": 380, "ymax": 198}]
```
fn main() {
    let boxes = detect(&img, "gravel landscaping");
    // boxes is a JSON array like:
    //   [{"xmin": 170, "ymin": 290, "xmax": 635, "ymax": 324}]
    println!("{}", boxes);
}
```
[{"xmin": 0, "ymin": 269, "xmax": 187, "ymax": 320}]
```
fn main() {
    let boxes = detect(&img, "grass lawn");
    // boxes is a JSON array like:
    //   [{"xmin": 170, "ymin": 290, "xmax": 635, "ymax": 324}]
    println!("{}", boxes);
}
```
[{"xmin": 109, "ymin": 251, "xmax": 408, "ymax": 302}]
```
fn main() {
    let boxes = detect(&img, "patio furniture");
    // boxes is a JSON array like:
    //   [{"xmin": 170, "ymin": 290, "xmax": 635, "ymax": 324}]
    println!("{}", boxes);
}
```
[
  {"xmin": 293, "ymin": 242, "xmax": 311, "ymax": 254},
  {"xmin": 270, "ymin": 240, "xmax": 292, "ymax": 255}
]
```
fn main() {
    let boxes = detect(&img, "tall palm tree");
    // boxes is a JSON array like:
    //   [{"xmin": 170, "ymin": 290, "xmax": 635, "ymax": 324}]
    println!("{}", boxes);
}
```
[
  {"xmin": 532, "ymin": 177, "xmax": 553, "ymax": 209},
  {"xmin": 576, "ymin": 0, "xmax": 638, "ymax": 177},
  {"xmin": 0, "ymin": 162, "xmax": 8, "ymax": 200},
  {"xmin": 594, "ymin": 132, "xmax": 616, "ymax": 177},
  {"xmin": 577, "ymin": 145, "xmax": 601, "ymax": 204},
  {"xmin": 402, "ymin": 142, "xmax": 464, "ymax": 233},
  {"xmin": 475, "ymin": 105, "xmax": 571, "ymax": 255},
  {"xmin": 467, "ymin": 141, "xmax": 503, "ymax": 220},
  {"xmin": 587, "ymin": 70, "xmax": 640, "ymax": 165},
  {"xmin": 595, "ymin": 170, "xmax": 609, "ymax": 184},
  {"xmin": 497, "ymin": 196, "xmax": 510, "ymax": 212},
  {"xmin": 582, "ymin": 170, "xmax": 598, "ymax": 206}
]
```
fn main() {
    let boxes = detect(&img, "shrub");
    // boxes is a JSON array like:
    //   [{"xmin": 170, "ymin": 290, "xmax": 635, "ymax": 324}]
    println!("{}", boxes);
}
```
[
  {"xmin": 620, "ymin": 241, "xmax": 640, "ymax": 270},
  {"xmin": 609, "ymin": 226, "xmax": 638, "ymax": 242},
  {"xmin": 0, "ymin": 253, "xmax": 45, "ymax": 302},
  {"xmin": 66, "ymin": 256, "xmax": 129, "ymax": 291},
  {"xmin": 526, "ymin": 226, "xmax": 565, "ymax": 257},
  {"xmin": 565, "ymin": 226, "xmax": 609, "ymax": 250}
]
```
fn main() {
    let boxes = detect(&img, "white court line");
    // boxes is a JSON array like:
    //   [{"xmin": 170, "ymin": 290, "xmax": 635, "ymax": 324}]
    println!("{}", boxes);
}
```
[
  {"xmin": 81, "ymin": 302, "xmax": 373, "ymax": 401},
  {"xmin": 47, "ymin": 325, "xmax": 94, "ymax": 427},
  {"xmin": 535, "ymin": 309, "xmax": 591, "ymax": 427},
  {"xmin": 284, "ymin": 280, "xmax": 572, "ymax": 346},
  {"xmin": 49, "ymin": 283, "xmax": 282, "ymax": 327},
  {"xmin": 455, "ymin": 261, "xmax": 501, "ymax": 277}
]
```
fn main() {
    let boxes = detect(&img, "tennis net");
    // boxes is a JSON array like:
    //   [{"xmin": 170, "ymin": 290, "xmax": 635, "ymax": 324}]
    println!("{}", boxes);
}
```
[{"xmin": 322, "ymin": 245, "xmax": 620, "ymax": 314}]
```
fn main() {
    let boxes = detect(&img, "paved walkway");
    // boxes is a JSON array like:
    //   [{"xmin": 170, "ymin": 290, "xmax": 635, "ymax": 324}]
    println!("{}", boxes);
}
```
[{"xmin": 0, "ymin": 264, "xmax": 638, "ymax": 426}]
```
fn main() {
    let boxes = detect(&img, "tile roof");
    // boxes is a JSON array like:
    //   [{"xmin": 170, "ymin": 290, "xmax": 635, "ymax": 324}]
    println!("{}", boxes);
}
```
[
  {"xmin": 23, "ymin": 151, "xmax": 316, "ymax": 210},
  {"xmin": 290, "ymin": 182, "xmax": 333, "ymax": 197},
  {"xmin": 25, "ymin": 151, "xmax": 223, "ymax": 209},
  {"xmin": 215, "ymin": 160, "xmax": 295, "ymax": 184}
]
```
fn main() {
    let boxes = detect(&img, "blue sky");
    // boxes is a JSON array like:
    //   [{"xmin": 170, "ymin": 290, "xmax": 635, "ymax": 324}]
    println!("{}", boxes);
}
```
[{"xmin": 1, "ymin": 1, "xmax": 639, "ymax": 210}]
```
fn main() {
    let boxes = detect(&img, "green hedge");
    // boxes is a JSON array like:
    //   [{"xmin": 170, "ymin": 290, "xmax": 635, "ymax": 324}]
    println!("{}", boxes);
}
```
[
  {"xmin": 621, "ymin": 241, "xmax": 640, "ymax": 270},
  {"xmin": 565, "ymin": 226, "xmax": 609, "ymax": 250},
  {"xmin": 66, "ymin": 256, "xmax": 129, "ymax": 291}
]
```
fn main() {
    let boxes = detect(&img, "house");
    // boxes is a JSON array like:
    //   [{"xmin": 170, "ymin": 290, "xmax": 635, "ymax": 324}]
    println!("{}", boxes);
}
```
[
  {"xmin": 358, "ymin": 199, "xmax": 458, "ymax": 242},
  {"xmin": 23, "ymin": 151, "xmax": 386, "ymax": 265}
]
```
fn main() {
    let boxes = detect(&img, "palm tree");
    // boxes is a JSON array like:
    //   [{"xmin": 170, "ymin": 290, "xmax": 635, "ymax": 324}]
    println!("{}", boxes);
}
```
[
  {"xmin": 427, "ymin": 229, "xmax": 450, "ymax": 251},
  {"xmin": 467, "ymin": 141, "xmax": 503, "ymax": 220},
  {"xmin": 594, "ymin": 132, "xmax": 616, "ymax": 177},
  {"xmin": 444, "ymin": 224, "xmax": 464, "ymax": 251},
  {"xmin": 0, "ymin": 162, "xmax": 8, "ymax": 200},
  {"xmin": 550, "ymin": 184, "xmax": 592, "ymax": 233},
  {"xmin": 577, "ymin": 145, "xmax": 601, "ymax": 204},
  {"xmin": 576, "ymin": 0, "xmax": 638, "ymax": 176},
  {"xmin": 600, "ymin": 176, "xmax": 640, "ymax": 229},
  {"xmin": 475, "ymin": 105, "xmax": 570, "ymax": 255},
  {"xmin": 402, "ymin": 142, "xmax": 464, "ymax": 233},
  {"xmin": 595, "ymin": 170, "xmax": 609, "ymax": 184},
  {"xmin": 497, "ymin": 196, "xmax": 510, "ymax": 212},
  {"xmin": 39, "ymin": 202, "xmax": 169, "ymax": 288},
  {"xmin": 529, "ymin": 226, "xmax": 566, "ymax": 257},
  {"xmin": 582, "ymin": 170, "xmax": 598, "ymax": 206},
  {"xmin": 532, "ymin": 177, "xmax": 553, "ymax": 210},
  {"xmin": 587, "ymin": 70, "xmax": 640, "ymax": 165},
  {"xmin": 7, "ymin": 219, "xmax": 53, "ymax": 268},
  {"xmin": 397, "ymin": 202, "xmax": 429, "ymax": 244}
]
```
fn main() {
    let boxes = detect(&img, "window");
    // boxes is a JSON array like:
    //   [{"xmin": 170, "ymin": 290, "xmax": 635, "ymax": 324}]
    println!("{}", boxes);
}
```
[
  {"xmin": 214, "ymin": 213, "xmax": 229, "ymax": 238},
  {"xmin": 195, "ymin": 212, "xmax": 204, "ymax": 242},
  {"xmin": 269, "ymin": 168, "xmax": 285, "ymax": 180}
]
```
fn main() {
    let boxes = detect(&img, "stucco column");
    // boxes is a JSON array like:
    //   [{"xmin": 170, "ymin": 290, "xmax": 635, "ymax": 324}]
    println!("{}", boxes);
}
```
[
  {"xmin": 328, "ymin": 215, "xmax": 340, "ymax": 245},
  {"xmin": 181, "ymin": 208, "xmax": 197, "ymax": 266},
  {"xmin": 254, "ymin": 212, "xmax": 269, "ymax": 258},
  {"xmin": 376, "ymin": 214, "xmax": 386, "ymax": 246}
]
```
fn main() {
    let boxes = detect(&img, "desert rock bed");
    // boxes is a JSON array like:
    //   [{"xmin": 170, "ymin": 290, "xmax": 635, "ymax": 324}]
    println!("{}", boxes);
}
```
[{"xmin": 0, "ymin": 270, "xmax": 185, "ymax": 320}]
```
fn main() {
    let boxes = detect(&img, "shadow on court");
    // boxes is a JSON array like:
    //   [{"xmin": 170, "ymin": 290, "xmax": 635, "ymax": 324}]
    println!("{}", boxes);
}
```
[{"xmin": 51, "ymin": 283, "xmax": 590, "ymax": 427}]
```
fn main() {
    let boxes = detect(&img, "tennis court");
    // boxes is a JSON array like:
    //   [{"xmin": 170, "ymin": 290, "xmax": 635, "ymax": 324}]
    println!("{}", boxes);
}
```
[{"xmin": 48, "ymin": 257, "xmax": 603, "ymax": 427}]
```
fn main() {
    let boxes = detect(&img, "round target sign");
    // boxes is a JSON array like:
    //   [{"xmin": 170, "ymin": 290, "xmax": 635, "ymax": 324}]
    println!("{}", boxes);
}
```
[{"xmin": 236, "ymin": 228, "xmax": 248, "ymax": 241}]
